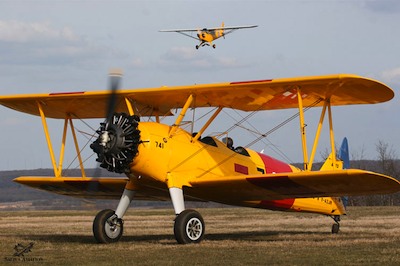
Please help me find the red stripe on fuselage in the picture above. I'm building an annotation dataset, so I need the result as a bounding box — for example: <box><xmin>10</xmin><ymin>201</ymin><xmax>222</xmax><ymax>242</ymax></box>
<box><xmin>253</xmin><ymin>154</ymin><xmax>296</xmax><ymax>210</ymax></box>
<box><xmin>259</xmin><ymin>199</ymin><xmax>295</xmax><ymax>211</ymax></box>
<box><xmin>257</xmin><ymin>153</ymin><xmax>293</xmax><ymax>174</ymax></box>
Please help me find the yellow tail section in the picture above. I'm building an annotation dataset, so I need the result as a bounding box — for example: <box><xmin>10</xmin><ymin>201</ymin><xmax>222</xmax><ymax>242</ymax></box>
<box><xmin>320</xmin><ymin>152</ymin><xmax>343</xmax><ymax>171</ymax></box>
<box><xmin>289</xmin><ymin>151</ymin><xmax>347</xmax><ymax>215</ymax></box>
<box><xmin>215</xmin><ymin>22</ymin><xmax>225</xmax><ymax>38</ymax></box>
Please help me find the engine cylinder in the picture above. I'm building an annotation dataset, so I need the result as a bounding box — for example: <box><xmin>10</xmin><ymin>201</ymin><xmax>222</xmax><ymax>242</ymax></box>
<box><xmin>91</xmin><ymin>113</ymin><xmax>141</xmax><ymax>173</ymax></box>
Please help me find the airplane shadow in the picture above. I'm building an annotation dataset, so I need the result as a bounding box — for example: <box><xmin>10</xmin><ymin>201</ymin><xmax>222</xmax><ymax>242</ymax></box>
<box><xmin>20</xmin><ymin>230</ymin><xmax>330</xmax><ymax>245</ymax></box>
<box><xmin>206</xmin><ymin>230</ymin><xmax>331</xmax><ymax>242</ymax></box>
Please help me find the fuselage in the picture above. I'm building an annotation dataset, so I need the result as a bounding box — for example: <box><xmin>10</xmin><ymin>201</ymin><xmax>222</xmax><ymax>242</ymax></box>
<box><xmin>197</xmin><ymin>29</ymin><xmax>224</xmax><ymax>43</ymax></box>
<box><xmin>129</xmin><ymin>122</ymin><xmax>346</xmax><ymax>216</ymax></box>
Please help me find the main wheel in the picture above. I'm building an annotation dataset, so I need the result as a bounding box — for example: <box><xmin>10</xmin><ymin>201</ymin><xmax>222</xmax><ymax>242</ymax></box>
<box><xmin>332</xmin><ymin>223</ymin><xmax>340</xmax><ymax>234</ymax></box>
<box><xmin>174</xmin><ymin>209</ymin><xmax>205</xmax><ymax>244</ymax></box>
<box><xmin>93</xmin><ymin>209</ymin><xmax>123</xmax><ymax>243</ymax></box>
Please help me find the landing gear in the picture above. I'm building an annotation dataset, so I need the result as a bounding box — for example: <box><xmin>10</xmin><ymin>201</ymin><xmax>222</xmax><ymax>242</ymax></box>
<box><xmin>331</xmin><ymin>215</ymin><xmax>340</xmax><ymax>234</ymax></box>
<box><xmin>93</xmin><ymin>186</ymin><xmax>135</xmax><ymax>243</ymax></box>
<box><xmin>195</xmin><ymin>45</ymin><xmax>199</xmax><ymax>49</ymax></box>
<box><xmin>174</xmin><ymin>209</ymin><xmax>205</xmax><ymax>244</ymax></box>
<box><xmin>169</xmin><ymin>187</ymin><xmax>205</xmax><ymax>244</ymax></box>
<box><xmin>93</xmin><ymin>209</ymin><xmax>123</xmax><ymax>243</ymax></box>
<box><xmin>212</xmin><ymin>44</ymin><xmax>216</xmax><ymax>49</ymax></box>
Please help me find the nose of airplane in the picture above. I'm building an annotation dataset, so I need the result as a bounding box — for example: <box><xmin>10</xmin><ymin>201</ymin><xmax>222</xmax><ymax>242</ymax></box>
<box><xmin>91</xmin><ymin>113</ymin><xmax>141</xmax><ymax>173</ymax></box>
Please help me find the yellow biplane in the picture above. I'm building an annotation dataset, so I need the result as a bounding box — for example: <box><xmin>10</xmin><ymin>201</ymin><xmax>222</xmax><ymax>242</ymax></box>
<box><xmin>0</xmin><ymin>73</ymin><xmax>399</xmax><ymax>244</ymax></box>
<box><xmin>160</xmin><ymin>22</ymin><xmax>258</xmax><ymax>49</ymax></box>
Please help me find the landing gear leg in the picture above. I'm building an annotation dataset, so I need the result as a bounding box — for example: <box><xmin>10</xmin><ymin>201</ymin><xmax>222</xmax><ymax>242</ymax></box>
<box><xmin>331</xmin><ymin>215</ymin><xmax>340</xmax><ymax>234</ymax></box>
<box><xmin>169</xmin><ymin>187</ymin><xmax>185</xmax><ymax>215</ymax></box>
<box><xmin>93</xmin><ymin>188</ymin><xmax>135</xmax><ymax>243</ymax></box>
<box><xmin>169</xmin><ymin>187</ymin><xmax>205</xmax><ymax>244</ymax></box>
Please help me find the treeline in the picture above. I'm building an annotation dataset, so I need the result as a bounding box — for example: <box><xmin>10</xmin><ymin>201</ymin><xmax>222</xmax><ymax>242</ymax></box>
<box><xmin>0</xmin><ymin>139</ymin><xmax>399</xmax><ymax>209</ymax></box>
<box><xmin>342</xmin><ymin>140</ymin><xmax>400</xmax><ymax>206</ymax></box>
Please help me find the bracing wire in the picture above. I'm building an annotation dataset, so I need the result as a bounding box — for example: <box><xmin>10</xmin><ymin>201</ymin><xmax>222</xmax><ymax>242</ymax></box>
<box><xmin>196</xmin><ymin>98</ymin><xmax>322</xmax><ymax>178</ymax></box>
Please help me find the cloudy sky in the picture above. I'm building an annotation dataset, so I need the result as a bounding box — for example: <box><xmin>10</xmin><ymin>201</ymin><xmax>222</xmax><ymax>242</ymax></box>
<box><xmin>0</xmin><ymin>0</ymin><xmax>399</xmax><ymax>171</ymax></box>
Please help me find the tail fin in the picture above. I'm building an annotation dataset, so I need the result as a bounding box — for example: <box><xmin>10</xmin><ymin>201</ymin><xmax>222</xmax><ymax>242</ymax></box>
<box><xmin>320</xmin><ymin>137</ymin><xmax>349</xmax><ymax>171</ymax></box>
<box><xmin>221</xmin><ymin>22</ymin><xmax>225</xmax><ymax>38</ymax></box>
<box><xmin>338</xmin><ymin>137</ymin><xmax>349</xmax><ymax>208</ymax></box>
<box><xmin>338</xmin><ymin>137</ymin><xmax>350</xmax><ymax>169</ymax></box>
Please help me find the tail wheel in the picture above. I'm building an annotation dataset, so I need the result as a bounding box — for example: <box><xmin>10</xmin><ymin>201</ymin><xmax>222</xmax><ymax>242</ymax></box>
<box><xmin>332</xmin><ymin>223</ymin><xmax>340</xmax><ymax>234</ymax></box>
<box><xmin>93</xmin><ymin>209</ymin><xmax>124</xmax><ymax>243</ymax></box>
<box><xmin>331</xmin><ymin>215</ymin><xmax>340</xmax><ymax>234</ymax></box>
<box><xmin>174</xmin><ymin>209</ymin><xmax>205</xmax><ymax>244</ymax></box>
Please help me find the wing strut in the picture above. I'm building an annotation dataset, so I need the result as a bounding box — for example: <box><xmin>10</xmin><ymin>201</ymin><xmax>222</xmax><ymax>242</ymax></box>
<box><xmin>124</xmin><ymin>97</ymin><xmax>135</xmax><ymax>116</ymax></box>
<box><xmin>192</xmin><ymin>106</ymin><xmax>223</xmax><ymax>142</ymax></box>
<box><xmin>69</xmin><ymin>118</ymin><xmax>86</xmax><ymax>178</ymax></box>
<box><xmin>327</xmin><ymin>101</ymin><xmax>337</xmax><ymax>167</ymax></box>
<box><xmin>297</xmin><ymin>88</ymin><xmax>309</xmax><ymax>170</ymax></box>
<box><xmin>309</xmin><ymin>101</ymin><xmax>328</xmax><ymax>170</ymax></box>
<box><xmin>297</xmin><ymin>95</ymin><xmax>337</xmax><ymax>171</ymax></box>
<box><xmin>38</xmin><ymin>102</ymin><xmax>87</xmax><ymax>178</ymax></box>
<box><xmin>38</xmin><ymin>102</ymin><xmax>59</xmax><ymax>177</ymax></box>
<box><xmin>169</xmin><ymin>94</ymin><xmax>194</xmax><ymax>137</ymax></box>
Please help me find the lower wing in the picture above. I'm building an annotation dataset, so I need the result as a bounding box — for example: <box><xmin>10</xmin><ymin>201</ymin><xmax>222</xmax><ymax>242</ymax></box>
<box><xmin>187</xmin><ymin>169</ymin><xmax>400</xmax><ymax>202</ymax></box>
<box><xmin>13</xmin><ymin>169</ymin><xmax>400</xmax><ymax>202</ymax></box>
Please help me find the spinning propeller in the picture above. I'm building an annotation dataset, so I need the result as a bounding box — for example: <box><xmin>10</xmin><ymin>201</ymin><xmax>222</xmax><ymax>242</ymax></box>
<box><xmin>90</xmin><ymin>70</ymin><xmax>141</xmax><ymax>174</ymax></box>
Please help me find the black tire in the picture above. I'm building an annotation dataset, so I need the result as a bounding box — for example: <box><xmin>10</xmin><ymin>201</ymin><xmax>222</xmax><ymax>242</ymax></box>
<box><xmin>174</xmin><ymin>209</ymin><xmax>205</xmax><ymax>244</ymax></box>
<box><xmin>332</xmin><ymin>223</ymin><xmax>340</xmax><ymax>234</ymax></box>
<box><xmin>93</xmin><ymin>209</ymin><xmax>123</xmax><ymax>243</ymax></box>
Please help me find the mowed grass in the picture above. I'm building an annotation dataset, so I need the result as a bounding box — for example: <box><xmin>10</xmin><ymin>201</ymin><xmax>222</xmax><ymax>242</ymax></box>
<box><xmin>1</xmin><ymin>207</ymin><xmax>400</xmax><ymax>265</ymax></box>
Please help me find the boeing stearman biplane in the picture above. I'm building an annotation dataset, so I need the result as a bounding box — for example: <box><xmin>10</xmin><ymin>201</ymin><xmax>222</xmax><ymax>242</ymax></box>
<box><xmin>0</xmin><ymin>73</ymin><xmax>399</xmax><ymax>244</ymax></box>
<box><xmin>159</xmin><ymin>22</ymin><xmax>258</xmax><ymax>49</ymax></box>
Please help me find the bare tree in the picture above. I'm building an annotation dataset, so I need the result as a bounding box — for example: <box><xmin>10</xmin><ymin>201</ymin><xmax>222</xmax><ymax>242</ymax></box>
<box><xmin>351</xmin><ymin>144</ymin><xmax>367</xmax><ymax>169</ymax></box>
<box><xmin>374</xmin><ymin>140</ymin><xmax>399</xmax><ymax>206</ymax></box>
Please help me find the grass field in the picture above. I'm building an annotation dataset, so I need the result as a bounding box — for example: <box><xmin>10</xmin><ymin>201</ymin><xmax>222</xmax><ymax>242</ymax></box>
<box><xmin>1</xmin><ymin>206</ymin><xmax>399</xmax><ymax>265</ymax></box>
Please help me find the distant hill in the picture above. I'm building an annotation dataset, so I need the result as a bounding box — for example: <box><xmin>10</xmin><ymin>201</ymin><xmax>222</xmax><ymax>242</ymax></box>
<box><xmin>0</xmin><ymin>160</ymin><xmax>399</xmax><ymax>210</ymax></box>
<box><xmin>0</xmin><ymin>169</ymin><xmax>126</xmax><ymax>210</ymax></box>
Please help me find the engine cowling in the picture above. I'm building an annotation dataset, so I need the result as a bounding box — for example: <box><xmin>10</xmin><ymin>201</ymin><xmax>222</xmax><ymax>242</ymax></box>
<box><xmin>91</xmin><ymin>113</ymin><xmax>141</xmax><ymax>173</ymax></box>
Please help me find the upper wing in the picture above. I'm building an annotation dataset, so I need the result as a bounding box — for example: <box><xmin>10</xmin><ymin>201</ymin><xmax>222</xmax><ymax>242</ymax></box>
<box><xmin>207</xmin><ymin>25</ymin><xmax>258</xmax><ymax>31</ymax></box>
<box><xmin>159</xmin><ymin>25</ymin><xmax>257</xmax><ymax>32</ymax></box>
<box><xmin>187</xmin><ymin>169</ymin><xmax>400</xmax><ymax>201</ymax></box>
<box><xmin>159</xmin><ymin>29</ymin><xmax>199</xmax><ymax>32</ymax></box>
<box><xmin>0</xmin><ymin>74</ymin><xmax>394</xmax><ymax>119</ymax></box>
<box><xmin>159</xmin><ymin>25</ymin><xmax>258</xmax><ymax>32</ymax></box>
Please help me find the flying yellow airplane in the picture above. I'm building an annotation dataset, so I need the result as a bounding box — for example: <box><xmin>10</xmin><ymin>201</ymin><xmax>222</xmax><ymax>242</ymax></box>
<box><xmin>160</xmin><ymin>22</ymin><xmax>258</xmax><ymax>49</ymax></box>
<box><xmin>0</xmin><ymin>73</ymin><xmax>399</xmax><ymax>244</ymax></box>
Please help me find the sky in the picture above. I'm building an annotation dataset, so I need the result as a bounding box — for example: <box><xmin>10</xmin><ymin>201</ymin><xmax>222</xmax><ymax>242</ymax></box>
<box><xmin>0</xmin><ymin>0</ymin><xmax>399</xmax><ymax>171</ymax></box>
